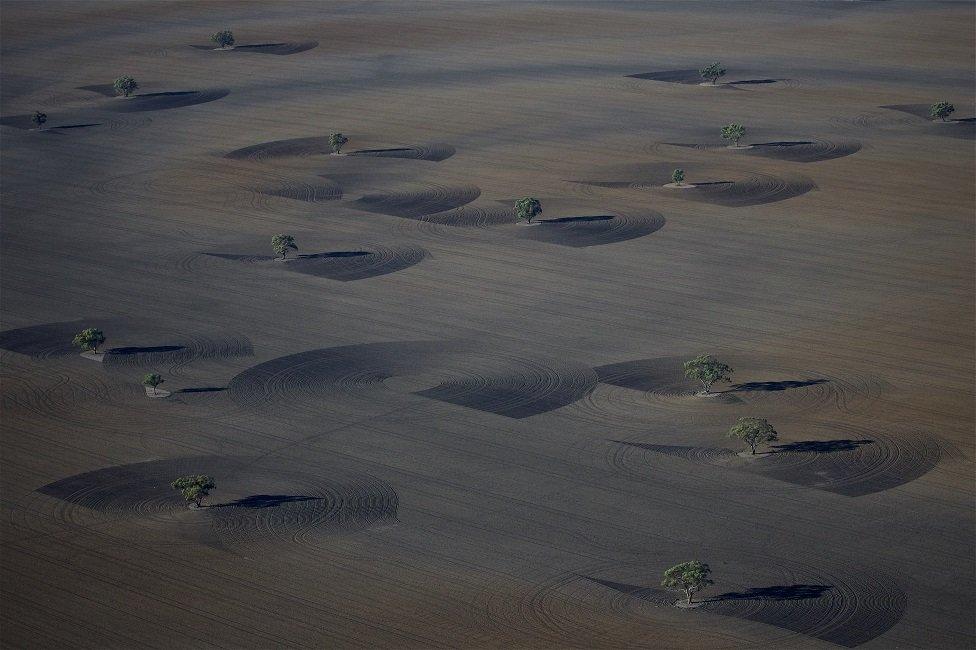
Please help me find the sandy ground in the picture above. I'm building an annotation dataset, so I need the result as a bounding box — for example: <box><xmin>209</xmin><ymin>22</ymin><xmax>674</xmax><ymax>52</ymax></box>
<box><xmin>1</xmin><ymin>1</ymin><xmax>974</xmax><ymax>647</ymax></box>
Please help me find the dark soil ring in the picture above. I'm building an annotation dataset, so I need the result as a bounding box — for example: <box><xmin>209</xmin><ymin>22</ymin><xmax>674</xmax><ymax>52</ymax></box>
<box><xmin>189</xmin><ymin>41</ymin><xmax>318</xmax><ymax>55</ymax></box>
<box><xmin>351</xmin><ymin>184</ymin><xmax>482</xmax><ymax>220</ymax></box>
<box><xmin>346</xmin><ymin>143</ymin><xmax>456</xmax><ymax>162</ymax></box>
<box><xmin>519</xmin><ymin>211</ymin><xmax>665</xmax><ymax>248</ymax></box>
<box><xmin>35</xmin><ymin>456</ymin><xmax>398</xmax><ymax>546</ymax></box>
<box><xmin>102</xmin><ymin>89</ymin><xmax>229</xmax><ymax>112</ymax></box>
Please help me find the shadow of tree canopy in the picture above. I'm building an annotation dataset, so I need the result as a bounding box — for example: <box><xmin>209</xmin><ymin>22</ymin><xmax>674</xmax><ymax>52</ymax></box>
<box><xmin>213</xmin><ymin>494</ymin><xmax>323</xmax><ymax>509</ymax></box>
<box><xmin>772</xmin><ymin>440</ymin><xmax>874</xmax><ymax>454</ymax></box>
<box><xmin>106</xmin><ymin>345</ymin><xmax>184</xmax><ymax>355</ymax></box>
<box><xmin>709</xmin><ymin>584</ymin><xmax>832</xmax><ymax>602</ymax></box>
<box><xmin>729</xmin><ymin>379</ymin><xmax>828</xmax><ymax>392</ymax></box>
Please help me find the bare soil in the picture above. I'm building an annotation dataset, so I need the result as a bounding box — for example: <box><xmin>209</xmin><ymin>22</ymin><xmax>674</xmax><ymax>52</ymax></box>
<box><xmin>1</xmin><ymin>1</ymin><xmax>973</xmax><ymax>648</ymax></box>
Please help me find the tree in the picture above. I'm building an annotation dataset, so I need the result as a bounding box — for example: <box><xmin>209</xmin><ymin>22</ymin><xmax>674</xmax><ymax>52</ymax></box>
<box><xmin>171</xmin><ymin>475</ymin><xmax>215</xmax><ymax>508</ymax></box>
<box><xmin>721</xmin><ymin>123</ymin><xmax>745</xmax><ymax>147</ymax></box>
<box><xmin>143</xmin><ymin>373</ymin><xmax>164</xmax><ymax>395</ymax></box>
<box><xmin>329</xmin><ymin>132</ymin><xmax>349</xmax><ymax>154</ymax></box>
<box><xmin>271</xmin><ymin>234</ymin><xmax>298</xmax><ymax>259</ymax></box>
<box><xmin>671</xmin><ymin>168</ymin><xmax>685</xmax><ymax>185</ymax></box>
<box><xmin>72</xmin><ymin>328</ymin><xmax>106</xmax><ymax>354</ymax></box>
<box><xmin>699</xmin><ymin>62</ymin><xmax>726</xmax><ymax>85</ymax></box>
<box><xmin>683</xmin><ymin>354</ymin><xmax>733</xmax><ymax>394</ymax></box>
<box><xmin>31</xmin><ymin>111</ymin><xmax>47</xmax><ymax>129</ymax></box>
<box><xmin>728</xmin><ymin>416</ymin><xmax>778</xmax><ymax>455</ymax></box>
<box><xmin>515</xmin><ymin>197</ymin><xmax>543</xmax><ymax>223</ymax></box>
<box><xmin>662</xmin><ymin>561</ymin><xmax>713</xmax><ymax>605</ymax></box>
<box><xmin>113</xmin><ymin>76</ymin><xmax>138</xmax><ymax>98</ymax></box>
<box><xmin>210</xmin><ymin>30</ymin><xmax>235</xmax><ymax>48</ymax></box>
<box><xmin>930</xmin><ymin>101</ymin><xmax>955</xmax><ymax>122</ymax></box>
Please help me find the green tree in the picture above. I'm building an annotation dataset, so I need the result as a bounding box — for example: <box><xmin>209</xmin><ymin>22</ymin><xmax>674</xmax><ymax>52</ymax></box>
<box><xmin>930</xmin><ymin>101</ymin><xmax>955</xmax><ymax>122</ymax></box>
<box><xmin>671</xmin><ymin>168</ymin><xmax>685</xmax><ymax>185</ymax></box>
<box><xmin>72</xmin><ymin>328</ymin><xmax>106</xmax><ymax>354</ymax></box>
<box><xmin>683</xmin><ymin>354</ymin><xmax>733</xmax><ymax>394</ymax></box>
<box><xmin>31</xmin><ymin>111</ymin><xmax>47</xmax><ymax>129</ymax></box>
<box><xmin>329</xmin><ymin>132</ymin><xmax>349</xmax><ymax>154</ymax></box>
<box><xmin>113</xmin><ymin>76</ymin><xmax>138</xmax><ymax>98</ymax></box>
<box><xmin>271</xmin><ymin>234</ymin><xmax>298</xmax><ymax>259</ymax></box>
<box><xmin>728</xmin><ymin>416</ymin><xmax>778</xmax><ymax>454</ymax></box>
<box><xmin>721</xmin><ymin>123</ymin><xmax>745</xmax><ymax>147</ymax></box>
<box><xmin>171</xmin><ymin>475</ymin><xmax>215</xmax><ymax>508</ymax></box>
<box><xmin>515</xmin><ymin>197</ymin><xmax>543</xmax><ymax>223</ymax></box>
<box><xmin>662</xmin><ymin>561</ymin><xmax>713</xmax><ymax>605</ymax></box>
<box><xmin>143</xmin><ymin>373</ymin><xmax>164</xmax><ymax>395</ymax></box>
<box><xmin>211</xmin><ymin>30</ymin><xmax>235</xmax><ymax>48</ymax></box>
<box><xmin>699</xmin><ymin>62</ymin><xmax>726</xmax><ymax>85</ymax></box>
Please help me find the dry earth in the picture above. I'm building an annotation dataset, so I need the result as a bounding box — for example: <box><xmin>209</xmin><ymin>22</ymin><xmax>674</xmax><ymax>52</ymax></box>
<box><xmin>1</xmin><ymin>1</ymin><xmax>974</xmax><ymax>648</ymax></box>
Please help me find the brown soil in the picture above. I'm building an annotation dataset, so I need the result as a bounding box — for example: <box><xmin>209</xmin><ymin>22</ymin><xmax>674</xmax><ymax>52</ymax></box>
<box><xmin>1</xmin><ymin>1</ymin><xmax>972</xmax><ymax>648</ymax></box>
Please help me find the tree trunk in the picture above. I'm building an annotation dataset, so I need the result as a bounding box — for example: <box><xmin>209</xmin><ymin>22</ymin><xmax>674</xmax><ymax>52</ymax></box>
<box><xmin>686</xmin><ymin>589</ymin><xmax>693</xmax><ymax>604</ymax></box>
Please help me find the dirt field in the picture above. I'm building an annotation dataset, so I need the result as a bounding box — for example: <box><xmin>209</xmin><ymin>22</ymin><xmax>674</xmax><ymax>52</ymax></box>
<box><xmin>1</xmin><ymin>1</ymin><xmax>973</xmax><ymax>647</ymax></box>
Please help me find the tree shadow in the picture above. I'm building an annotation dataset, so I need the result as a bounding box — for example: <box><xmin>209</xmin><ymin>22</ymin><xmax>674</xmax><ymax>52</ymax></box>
<box><xmin>213</xmin><ymin>494</ymin><xmax>323</xmax><ymax>509</ymax></box>
<box><xmin>106</xmin><ymin>345</ymin><xmax>184</xmax><ymax>355</ymax></box>
<box><xmin>729</xmin><ymin>378</ymin><xmax>827</xmax><ymax>392</ymax></box>
<box><xmin>709</xmin><ymin>584</ymin><xmax>831</xmax><ymax>602</ymax></box>
<box><xmin>772</xmin><ymin>439</ymin><xmax>874</xmax><ymax>454</ymax></box>
<box><xmin>728</xmin><ymin>79</ymin><xmax>781</xmax><ymax>85</ymax></box>
<box><xmin>176</xmin><ymin>386</ymin><xmax>227</xmax><ymax>394</ymax></box>
<box><xmin>752</xmin><ymin>141</ymin><xmax>816</xmax><ymax>147</ymax></box>
<box><xmin>539</xmin><ymin>215</ymin><xmax>615</xmax><ymax>224</ymax></box>
<box><xmin>296</xmin><ymin>251</ymin><xmax>370</xmax><ymax>260</ymax></box>
<box><xmin>136</xmin><ymin>91</ymin><xmax>198</xmax><ymax>98</ymax></box>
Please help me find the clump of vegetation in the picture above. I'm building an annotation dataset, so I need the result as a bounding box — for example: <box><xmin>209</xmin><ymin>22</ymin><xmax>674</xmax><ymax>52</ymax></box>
<box><xmin>271</xmin><ymin>234</ymin><xmax>298</xmax><ymax>259</ymax></box>
<box><xmin>699</xmin><ymin>62</ymin><xmax>726</xmax><ymax>85</ymax></box>
<box><xmin>72</xmin><ymin>328</ymin><xmax>106</xmax><ymax>354</ymax></box>
<box><xmin>721</xmin><ymin>123</ymin><xmax>745</xmax><ymax>147</ymax></box>
<box><xmin>210</xmin><ymin>30</ymin><xmax>235</xmax><ymax>48</ymax></box>
<box><xmin>662</xmin><ymin>561</ymin><xmax>713</xmax><ymax>605</ymax></box>
<box><xmin>329</xmin><ymin>132</ymin><xmax>349</xmax><ymax>154</ymax></box>
<box><xmin>671</xmin><ymin>168</ymin><xmax>685</xmax><ymax>185</ymax></box>
<box><xmin>171</xmin><ymin>475</ymin><xmax>215</xmax><ymax>508</ymax></box>
<box><xmin>728</xmin><ymin>416</ymin><xmax>778</xmax><ymax>455</ymax></box>
<box><xmin>930</xmin><ymin>100</ymin><xmax>955</xmax><ymax>122</ymax></box>
<box><xmin>683</xmin><ymin>354</ymin><xmax>733</xmax><ymax>395</ymax></box>
<box><xmin>113</xmin><ymin>76</ymin><xmax>138</xmax><ymax>98</ymax></box>
<box><xmin>143</xmin><ymin>373</ymin><xmax>165</xmax><ymax>395</ymax></box>
<box><xmin>515</xmin><ymin>197</ymin><xmax>543</xmax><ymax>223</ymax></box>
<box><xmin>31</xmin><ymin>111</ymin><xmax>47</xmax><ymax>129</ymax></box>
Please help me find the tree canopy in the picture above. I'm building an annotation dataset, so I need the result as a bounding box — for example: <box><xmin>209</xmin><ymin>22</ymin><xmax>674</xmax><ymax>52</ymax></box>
<box><xmin>329</xmin><ymin>132</ymin><xmax>349</xmax><ymax>154</ymax></box>
<box><xmin>72</xmin><ymin>328</ymin><xmax>106</xmax><ymax>354</ymax></box>
<box><xmin>699</xmin><ymin>62</ymin><xmax>726</xmax><ymax>84</ymax></box>
<box><xmin>143</xmin><ymin>373</ymin><xmax>164</xmax><ymax>394</ymax></box>
<box><xmin>683</xmin><ymin>355</ymin><xmax>733</xmax><ymax>394</ymax></box>
<box><xmin>271</xmin><ymin>234</ymin><xmax>298</xmax><ymax>259</ymax></box>
<box><xmin>113</xmin><ymin>76</ymin><xmax>138</xmax><ymax>98</ymax></box>
<box><xmin>211</xmin><ymin>30</ymin><xmax>235</xmax><ymax>48</ymax></box>
<box><xmin>171</xmin><ymin>475</ymin><xmax>215</xmax><ymax>507</ymax></box>
<box><xmin>671</xmin><ymin>168</ymin><xmax>685</xmax><ymax>185</ymax></box>
<box><xmin>930</xmin><ymin>101</ymin><xmax>955</xmax><ymax>121</ymax></box>
<box><xmin>662</xmin><ymin>561</ymin><xmax>713</xmax><ymax>605</ymax></box>
<box><xmin>728</xmin><ymin>416</ymin><xmax>778</xmax><ymax>454</ymax></box>
<box><xmin>721</xmin><ymin>123</ymin><xmax>745</xmax><ymax>146</ymax></box>
<box><xmin>515</xmin><ymin>197</ymin><xmax>543</xmax><ymax>223</ymax></box>
<box><xmin>31</xmin><ymin>111</ymin><xmax>47</xmax><ymax>129</ymax></box>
